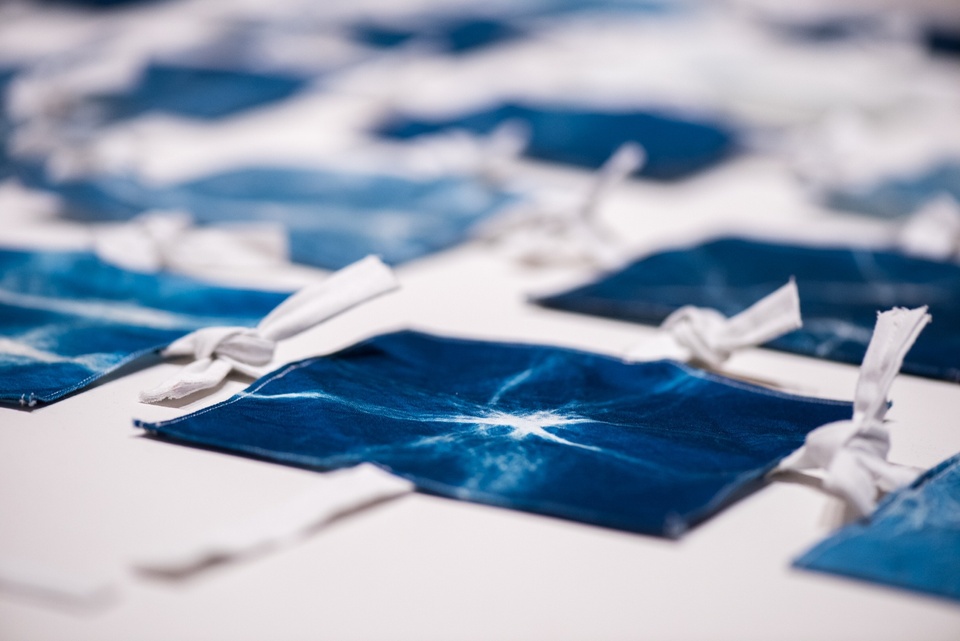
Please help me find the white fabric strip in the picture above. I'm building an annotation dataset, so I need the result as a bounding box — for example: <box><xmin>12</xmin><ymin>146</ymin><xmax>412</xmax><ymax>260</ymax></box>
<box><xmin>134</xmin><ymin>464</ymin><xmax>413</xmax><ymax>578</ymax></box>
<box><xmin>896</xmin><ymin>194</ymin><xmax>960</xmax><ymax>261</ymax></box>
<box><xmin>0</xmin><ymin>556</ymin><xmax>115</xmax><ymax>607</ymax></box>
<box><xmin>400</xmin><ymin>119</ymin><xmax>529</xmax><ymax>183</ymax></box>
<box><xmin>139</xmin><ymin>255</ymin><xmax>399</xmax><ymax>403</ymax></box>
<box><xmin>773</xmin><ymin>306</ymin><xmax>931</xmax><ymax>517</ymax></box>
<box><xmin>476</xmin><ymin>142</ymin><xmax>644</xmax><ymax>268</ymax></box>
<box><xmin>94</xmin><ymin>210</ymin><xmax>290</xmax><ymax>274</ymax></box>
<box><xmin>625</xmin><ymin>279</ymin><xmax>802</xmax><ymax>369</ymax></box>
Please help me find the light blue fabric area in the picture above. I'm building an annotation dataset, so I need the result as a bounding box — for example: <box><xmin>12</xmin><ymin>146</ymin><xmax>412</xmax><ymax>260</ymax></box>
<box><xmin>537</xmin><ymin>238</ymin><xmax>960</xmax><ymax>382</ymax></box>
<box><xmin>825</xmin><ymin>161</ymin><xmax>960</xmax><ymax>218</ymax></box>
<box><xmin>26</xmin><ymin>168</ymin><xmax>517</xmax><ymax>270</ymax></box>
<box><xmin>0</xmin><ymin>248</ymin><xmax>288</xmax><ymax>406</ymax></box>
<box><xmin>137</xmin><ymin>330</ymin><xmax>852</xmax><ymax>537</ymax></box>
<box><xmin>795</xmin><ymin>453</ymin><xmax>960</xmax><ymax>603</ymax></box>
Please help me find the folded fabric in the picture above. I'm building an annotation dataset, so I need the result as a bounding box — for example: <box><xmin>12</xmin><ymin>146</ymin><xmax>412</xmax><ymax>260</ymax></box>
<box><xmin>0</xmin><ymin>247</ymin><xmax>287</xmax><ymax>406</ymax></box>
<box><xmin>27</xmin><ymin>167</ymin><xmax>516</xmax><ymax>270</ymax></box>
<box><xmin>794</xmin><ymin>452</ymin><xmax>960</xmax><ymax>603</ymax></box>
<box><xmin>376</xmin><ymin>102</ymin><xmax>737</xmax><ymax>180</ymax></box>
<box><xmin>137</xmin><ymin>330</ymin><xmax>852</xmax><ymax>537</ymax></box>
<box><xmin>825</xmin><ymin>160</ymin><xmax>960</xmax><ymax>219</ymax></box>
<box><xmin>536</xmin><ymin>238</ymin><xmax>960</xmax><ymax>382</ymax></box>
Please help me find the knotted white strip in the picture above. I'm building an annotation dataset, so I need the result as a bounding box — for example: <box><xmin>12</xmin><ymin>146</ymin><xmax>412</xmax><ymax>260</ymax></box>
<box><xmin>94</xmin><ymin>210</ymin><xmax>290</xmax><ymax>274</ymax></box>
<box><xmin>478</xmin><ymin>142</ymin><xmax>645</xmax><ymax>268</ymax></box>
<box><xmin>897</xmin><ymin>194</ymin><xmax>960</xmax><ymax>261</ymax></box>
<box><xmin>139</xmin><ymin>255</ymin><xmax>398</xmax><ymax>403</ymax></box>
<box><xmin>134</xmin><ymin>464</ymin><xmax>413</xmax><ymax>578</ymax></box>
<box><xmin>625</xmin><ymin>279</ymin><xmax>802</xmax><ymax>369</ymax></box>
<box><xmin>774</xmin><ymin>306</ymin><xmax>931</xmax><ymax>517</ymax></box>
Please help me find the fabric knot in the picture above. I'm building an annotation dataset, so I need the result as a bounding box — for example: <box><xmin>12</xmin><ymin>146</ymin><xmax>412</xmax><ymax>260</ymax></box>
<box><xmin>774</xmin><ymin>306</ymin><xmax>931</xmax><ymax>517</ymax></box>
<box><xmin>648</xmin><ymin>278</ymin><xmax>802</xmax><ymax>369</ymax></box>
<box><xmin>139</xmin><ymin>255</ymin><xmax>399</xmax><ymax>404</ymax></box>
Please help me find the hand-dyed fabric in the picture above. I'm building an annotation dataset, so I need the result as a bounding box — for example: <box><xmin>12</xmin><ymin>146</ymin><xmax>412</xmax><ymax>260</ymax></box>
<box><xmin>30</xmin><ymin>168</ymin><xmax>516</xmax><ymax>270</ymax></box>
<box><xmin>795</xmin><ymin>453</ymin><xmax>960</xmax><ymax>603</ymax></box>
<box><xmin>0</xmin><ymin>248</ymin><xmax>287</xmax><ymax>406</ymax></box>
<box><xmin>137</xmin><ymin>330</ymin><xmax>852</xmax><ymax>536</ymax></box>
<box><xmin>536</xmin><ymin>238</ymin><xmax>960</xmax><ymax>382</ymax></box>
<box><xmin>826</xmin><ymin>161</ymin><xmax>960</xmax><ymax>219</ymax></box>
<box><xmin>351</xmin><ymin>17</ymin><xmax>524</xmax><ymax>54</ymax></box>
<box><xmin>376</xmin><ymin>102</ymin><xmax>738</xmax><ymax>180</ymax></box>
<box><xmin>85</xmin><ymin>63</ymin><xmax>308</xmax><ymax>122</ymax></box>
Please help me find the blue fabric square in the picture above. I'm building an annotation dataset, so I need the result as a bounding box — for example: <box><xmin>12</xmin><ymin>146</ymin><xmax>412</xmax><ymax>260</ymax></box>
<box><xmin>22</xmin><ymin>167</ymin><xmax>516</xmax><ymax>270</ymax></box>
<box><xmin>537</xmin><ymin>238</ymin><xmax>960</xmax><ymax>381</ymax></box>
<box><xmin>137</xmin><ymin>330</ymin><xmax>852</xmax><ymax>536</ymax></box>
<box><xmin>0</xmin><ymin>247</ymin><xmax>288</xmax><ymax>406</ymax></box>
<box><xmin>376</xmin><ymin>102</ymin><xmax>738</xmax><ymax>180</ymax></box>
<box><xmin>795</xmin><ymin>453</ymin><xmax>960</xmax><ymax>603</ymax></box>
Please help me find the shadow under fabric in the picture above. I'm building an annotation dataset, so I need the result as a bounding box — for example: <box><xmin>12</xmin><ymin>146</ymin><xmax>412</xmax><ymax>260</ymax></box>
<box><xmin>795</xmin><ymin>452</ymin><xmax>960</xmax><ymax>603</ymax></box>
<box><xmin>137</xmin><ymin>330</ymin><xmax>851</xmax><ymax>537</ymax></box>
<box><xmin>536</xmin><ymin>237</ymin><xmax>960</xmax><ymax>382</ymax></box>
<box><xmin>28</xmin><ymin>168</ymin><xmax>516</xmax><ymax>270</ymax></box>
<box><xmin>376</xmin><ymin>102</ymin><xmax>738</xmax><ymax>180</ymax></box>
<box><xmin>0</xmin><ymin>247</ymin><xmax>287</xmax><ymax>406</ymax></box>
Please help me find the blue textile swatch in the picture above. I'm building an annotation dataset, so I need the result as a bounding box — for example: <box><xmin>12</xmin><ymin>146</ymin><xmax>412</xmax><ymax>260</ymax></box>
<box><xmin>826</xmin><ymin>161</ymin><xmax>960</xmax><ymax>218</ymax></box>
<box><xmin>795</xmin><ymin>453</ymin><xmax>960</xmax><ymax>603</ymax></box>
<box><xmin>536</xmin><ymin>238</ymin><xmax>960</xmax><ymax>382</ymax></box>
<box><xmin>0</xmin><ymin>247</ymin><xmax>287</xmax><ymax>406</ymax></box>
<box><xmin>351</xmin><ymin>17</ymin><xmax>524</xmax><ymax>54</ymax></box>
<box><xmin>27</xmin><ymin>167</ymin><xmax>516</xmax><ymax>270</ymax></box>
<box><xmin>137</xmin><ymin>330</ymin><xmax>852</xmax><ymax>536</ymax></box>
<box><xmin>377</xmin><ymin>102</ymin><xmax>738</xmax><ymax>180</ymax></box>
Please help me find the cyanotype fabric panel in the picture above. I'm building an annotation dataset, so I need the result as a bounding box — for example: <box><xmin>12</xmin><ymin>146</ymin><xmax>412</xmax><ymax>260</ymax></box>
<box><xmin>138</xmin><ymin>330</ymin><xmax>852</xmax><ymax>536</ymax></box>
<box><xmin>826</xmin><ymin>161</ymin><xmax>960</xmax><ymax>218</ymax></box>
<box><xmin>0</xmin><ymin>248</ymin><xmax>287</xmax><ymax>406</ymax></box>
<box><xmin>537</xmin><ymin>238</ymin><xmax>960</xmax><ymax>381</ymax></box>
<box><xmin>377</xmin><ymin>103</ymin><xmax>738</xmax><ymax>180</ymax></box>
<box><xmin>795</xmin><ymin>453</ymin><xmax>960</xmax><ymax>603</ymax></box>
<box><xmin>33</xmin><ymin>168</ymin><xmax>515</xmax><ymax>270</ymax></box>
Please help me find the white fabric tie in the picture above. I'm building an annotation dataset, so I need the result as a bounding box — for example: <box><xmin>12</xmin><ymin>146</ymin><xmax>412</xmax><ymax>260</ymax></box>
<box><xmin>94</xmin><ymin>210</ymin><xmax>290</xmax><ymax>274</ymax></box>
<box><xmin>897</xmin><ymin>194</ymin><xmax>960</xmax><ymax>262</ymax></box>
<box><xmin>134</xmin><ymin>464</ymin><xmax>413</xmax><ymax>578</ymax></box>
<box><xmin>478</xmin><ymin>142</ymin><xmax>644</xmax><ymax>268</ymax></box>
<box><xmin>626</xmin><ymin>279</ymin><xmax>802</xmax><ymax>369</ymax></box>
<box><xmin>139</xmin><ymin>255</ymin><xmax>399</xmax><ymax>403</ymax></box>
<box><xmin>774</xmin><ymin>306</ymin><xmax>931</xmax><ymax>517</ymax></box>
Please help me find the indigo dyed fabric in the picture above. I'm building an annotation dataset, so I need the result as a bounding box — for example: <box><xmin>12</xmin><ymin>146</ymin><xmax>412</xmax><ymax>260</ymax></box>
<box><xmin>826</xmin><ymin>161</ymin><xmax>960</xmax><ymax>218</ymax></box>
<box><xmin>537</xmin><ymin>238</ymin><xmax>960</xmax><ymax>381</ymax></box>
<box><xmin>0</xmin><ymin>248</ymin><xmax>287</xmax><ymax>406</ymax></box>
<box><xmin>351</xmin><ymin>17</ymin><xmax>523</xmax><ymax>54</ymax></box>
<box><xmin>138</xmin><ymin>330</ymin><xmax>852</xmax><ymax>536</ymax></box>
<box><xmin>33</xmin><ymin>168</ymin><xmax>516</xmax><ymax>270</ymax></box>
<box><xmin>377</xmin><ymin>102</ymin><xmax>738</xmax><ymax>180</ymax></box>
<box><xmin>83</xmin><ymin>63</ymin><xmax>308</xmax><ymax>122</ymax></box>
<box><xmin>795</xmin><ymin>453</ymin><xmax>960</xmax><ymax>603</ymax></box>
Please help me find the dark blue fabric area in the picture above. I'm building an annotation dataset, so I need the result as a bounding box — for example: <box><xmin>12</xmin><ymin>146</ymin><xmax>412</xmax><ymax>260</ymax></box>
<box><xmin>825</xmin><ymin>161</ymin><xmax>960</xmax><ymax>218</ymax></box>
<box><xmin>377</xmin><ymin>103</ymin><xmax>738</xmax><ymax>180</ymax></box>
<box><xmin>24</xmin><ymin>167</ymin><xmax>515</xmax><ymax>270</ymax></box>
<box><xmin>0</xmin><ymin>248</ymin><xmax>288</xmax><ymax>406</ymax></box>
<box><xmin>351</xmin><ymin>17</ymin><xmax>524</xmax><ymax>54</ymax></box>
<box><xmin>138</xmin><ymin>330</ymin><xmax>852</xmax><ymax>536</ymax></box>
<box><xmin>536</xmin><ymin>238</ymin><xmax>960</xmax><ymax>382</ymax></box>
<box><xmin>795</xmin><ymin>453</ymin><xmax>960</xmax><ymax>603</ymax></box>
<box><xmin>88</xmin><ymin>63</ymin><xmax>308</xmax><ymax>121</ymax></box>
<box><xmin>925</xmin><ymin>26</ymin><xmax>960</xmax><ymax>57</ymax></box>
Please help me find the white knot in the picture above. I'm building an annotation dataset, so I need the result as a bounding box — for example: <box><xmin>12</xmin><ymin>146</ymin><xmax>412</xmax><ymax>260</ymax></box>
<box><xmin>627</xmin><ymin>278</ymin><xmax>802</xmax><ymax>369</ymax></box>
<box><xmin>897</xmin><ymin>194</ymin><xmax>960</xmax><ymax>262</ymax></box>
<box><xmin>478</xmin><ymin>142</ymin><xmax>645</xmax><ymax>268</ymax></box>
<box><xmin>139</xmin><ymin>255</ymin><xmax>399</xmax><ymax>403</ymax></box>
<box><xmin>774</xmin><ymin>306</ymin><xmax>931</xmax><ymax>517</ymax></box>
<box><xmin>94</xmin><ymin>210</ymin><xmax>289</xmax><ymax>274</ymax></box>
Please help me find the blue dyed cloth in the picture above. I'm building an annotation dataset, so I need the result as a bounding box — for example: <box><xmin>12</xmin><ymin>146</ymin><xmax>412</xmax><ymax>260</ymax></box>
<box><xmin>0</xmin><ymin>248</ymin><xmax>287</xmax><ymax>406</ymax></box>
<box><xmin>137</xmin><ymin>330</ymin><xmax>852</xmax><ymax>536</ymax></box>
<box><xmin>826</xmin><ymin>161</ymin><xmax>960</xmax><ymax>218</ymax></box>
<box><xmin>537</xmin><ymin>238</ymin><xmax>960</xmax><ymax>382</ymax></box>
<box><xmin>351</xmin><ymin>17</ymin><xmax>524</xmax><ymax>54</ymax></box>
<box><xmin>795</xmin><ymin>453</ymin><xmax>960</xmax><ymax>603</ymax></box>
<box><xmin>28</xmin><ymin>168</ymin><xmax>516</xmax><ymax>270</ymax></box>
<box><xmin>377</xmin><ymin>102</ymin><xmax>738</xmax><ymax>180</ymax></box>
